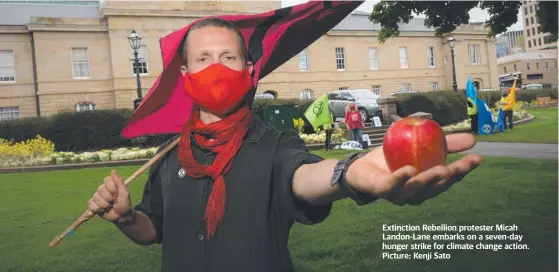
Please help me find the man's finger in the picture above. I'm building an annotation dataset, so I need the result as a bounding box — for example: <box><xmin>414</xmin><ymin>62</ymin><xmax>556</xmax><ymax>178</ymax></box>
<box><xmin>104</xmin><ymin>176</ymin><xmax>119</xmax><ymax>197</ymax></box>
<box><xmin>423</xmin><ymin>154</ymin><xmax>483</xmax><ymax>199</ymax></box>
<box><xmin>373</xmin><ymin>165</ymin><xmax>416</xmax><ymax>201</ymax></box>
<box><xmin>446</xmin><ymin>133</ymin><xmax>476</xmax><ymax>153</ymax></box>
<box><xmin>92</xmin><ymin>192</ymin><xmax>112</xmax><ymax>210</ymax></box>
<box><xmin>111</xmin><ymin>170</ymin><xmax>126</xmax><ymax>189</ymax></box>
<box><xmin>393</xmin><ymin>165</ymin><xmax>451</xmax><ymax>204</ymax></box>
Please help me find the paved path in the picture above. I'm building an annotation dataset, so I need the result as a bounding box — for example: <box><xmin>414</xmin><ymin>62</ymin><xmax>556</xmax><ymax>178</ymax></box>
<box><xmin>462</xmin><ymin>142</ymin><xmax>558</xmax><ymax>160</ymax></box>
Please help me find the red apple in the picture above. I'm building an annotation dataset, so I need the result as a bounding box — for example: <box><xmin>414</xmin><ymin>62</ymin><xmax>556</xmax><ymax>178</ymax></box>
<box><xmin>383</xmin><ymin>117</ymin><xmax>448</xmax><ymax>173</ymax></box>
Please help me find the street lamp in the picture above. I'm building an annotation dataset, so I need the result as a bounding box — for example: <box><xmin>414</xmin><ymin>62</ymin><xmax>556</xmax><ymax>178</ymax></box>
<box><xmin>128</xmin><ymin>30</ymin><xmax>143</xmax><ymax>109</ymax></box>
<box><xmin>448</xmin><ymin>36</ymin><xmax>458</xmax><ymax>92</ymax></box>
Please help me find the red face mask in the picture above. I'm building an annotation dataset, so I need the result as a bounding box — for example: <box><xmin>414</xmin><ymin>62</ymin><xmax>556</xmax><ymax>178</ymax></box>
<box><xmin>183</xmin><ymin>63</ymin><xmax>253</xmax><ymax>115</ymax></box>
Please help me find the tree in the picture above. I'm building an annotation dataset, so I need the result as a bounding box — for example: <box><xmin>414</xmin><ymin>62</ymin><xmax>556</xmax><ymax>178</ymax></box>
<box><xmin>536</xmin><ymin>1</ymin><xmax>558</xmax><ymax>43</ymax></box>
<box><xmin>368</xmin><ymin>1</ymin><xmax>557</xmax><ymax>44</ymax></box>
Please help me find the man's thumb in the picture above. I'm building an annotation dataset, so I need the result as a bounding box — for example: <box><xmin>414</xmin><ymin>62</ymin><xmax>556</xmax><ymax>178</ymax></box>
<box><xmin>110</xmin><ymin>169</ymin><xmax>126</xmax><ymax>189</ymax></box>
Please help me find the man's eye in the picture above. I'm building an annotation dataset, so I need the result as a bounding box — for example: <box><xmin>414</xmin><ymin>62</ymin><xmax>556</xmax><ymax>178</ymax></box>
<box><xmin>197</xmin><ymin>58</ymin><xmax>207</xmax><ymax>62</ymax></box>
<box><xmin>225</xmin><ymin>56</ymin><xmax>236</xmax><ymax>61</ymax></box>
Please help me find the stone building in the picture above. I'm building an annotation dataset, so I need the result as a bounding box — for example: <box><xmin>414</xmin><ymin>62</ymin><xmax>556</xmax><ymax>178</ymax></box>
<box><xmin>497</xmin><ymin>49</ymin><xmax>558</xmax><ymax>89</ymax></box>
<box><xmin>521</xmin><ymin>0</ymin><xmax>557</xmax><ymax>51</ymax></box>
<box><xmin>0</xmin><ymin>1</ymin><xmax>500</xmax><ymax>120</ymax></box>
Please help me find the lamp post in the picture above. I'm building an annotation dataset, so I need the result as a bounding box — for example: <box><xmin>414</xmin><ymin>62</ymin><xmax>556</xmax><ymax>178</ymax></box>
<box><xmin>448</xmin><ymin>36</ymin><xmax>458</xmax><ymax>92</ymax></box>
<box><xmin>128</xmin><ymin>30</ymin><xmax>143</xmax><ymax>109</ymax></box>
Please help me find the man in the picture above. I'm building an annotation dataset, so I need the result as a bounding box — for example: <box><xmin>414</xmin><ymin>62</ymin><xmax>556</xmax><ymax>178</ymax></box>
<box><xmin>467</xmin><ymin>97</ymin><xmax>478</xmax><ymax>134</ymax></box>
<box><xmin>88</xmin><ymin>18</ymin><xmax>482</xmax><ymax>271</ymax></box>
<box><xmin>500</xmin><ymin>89</ymin><xmax>514</xmax><ymax>130</ymax></box>
<box><xmin>323</xmin><ymin>104</ymin><xmax>335</xmax><ymax>151</ymax></box>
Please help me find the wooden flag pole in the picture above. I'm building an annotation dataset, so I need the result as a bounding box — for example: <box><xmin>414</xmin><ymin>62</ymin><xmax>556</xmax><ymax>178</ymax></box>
<box><xmin>49</xmin><ymin>137</ymin><xmax>180</xmax><ymax>248</ymax></box>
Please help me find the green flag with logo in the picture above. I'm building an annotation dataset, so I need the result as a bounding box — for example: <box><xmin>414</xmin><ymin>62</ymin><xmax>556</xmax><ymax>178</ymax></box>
<box><xmin>304</xmin><ymin>94</ymin><xmax>330</xmax><ymax>131</ymax></box>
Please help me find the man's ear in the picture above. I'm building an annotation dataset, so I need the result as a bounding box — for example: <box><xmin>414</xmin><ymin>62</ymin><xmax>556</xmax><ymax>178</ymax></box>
<box><xmin>180</xmin><ymin>65</ymin><xmax>187</xmax><ymax>76</ymax></box>
<box><xmin>246</xmin><ymin>61</ymin><xmax>254</xmax><ymax>74</ymax></box>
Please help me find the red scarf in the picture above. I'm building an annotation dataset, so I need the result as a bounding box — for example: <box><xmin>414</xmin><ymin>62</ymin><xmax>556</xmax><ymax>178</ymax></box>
<box><xmin>178</xmin><ymin>106</ymin><xmax>253</xmax><ymax>239</ymax></box>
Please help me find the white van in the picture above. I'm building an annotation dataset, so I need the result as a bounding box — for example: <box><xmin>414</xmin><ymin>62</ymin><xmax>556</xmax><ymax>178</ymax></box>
<box><xmin>523</xmin><ymin>84</ymin><xmax>543</xmax><ymax>90</ymax></box>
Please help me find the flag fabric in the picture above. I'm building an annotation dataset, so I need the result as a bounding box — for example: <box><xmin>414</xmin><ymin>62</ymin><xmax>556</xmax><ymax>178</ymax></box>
<box><xmin>466</xmin><ymin>77</ymin><xmax>477</xmax><ymax>105</ymax></box>
<box><xmin>121</xmin><ymin>1</ymin><xmax>363</xmax><ymax>139</ymax></box>
<box><xmin>508</xmin><ymin>79</ymin><xmax>517</xmax><ymax>107</ymax></box>
<box><xmin>304</xmin><ymin>94</ymin><xmax>330</xmax><ymax>131</ymax></box>
<box><xmin>476</xmin><ymin>99</ymin><xmax>505</xmax><ymax>135</ymax></box>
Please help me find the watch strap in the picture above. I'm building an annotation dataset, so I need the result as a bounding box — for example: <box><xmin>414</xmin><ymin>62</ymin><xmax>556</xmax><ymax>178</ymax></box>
<box><xmin>332</xmin><ymin>152</ymin><xmax>379</xmax><ymax>206</ymax></box>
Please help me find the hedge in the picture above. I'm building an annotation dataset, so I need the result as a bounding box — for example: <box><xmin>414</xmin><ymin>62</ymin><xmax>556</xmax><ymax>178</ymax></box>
<box><xmin>394</xmin><ymin>88</ymin><xmax>557</xmax><ymax>126</ymax></box>
<box><xmin>2</xmin><ymin>88</ymin><xmax>555</xmax><ymax>152</ymax></box>
<box><xmin>0</xmin><ymin>99</ymin><xmax>317</xmax><ymax>152</ymax></box>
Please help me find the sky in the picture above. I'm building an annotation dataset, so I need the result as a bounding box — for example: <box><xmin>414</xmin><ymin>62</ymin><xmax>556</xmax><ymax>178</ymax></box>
<box><xmin>281</xmin><ymin>0</ymin><xmax>524</xmax><ymax>33</ymax></box>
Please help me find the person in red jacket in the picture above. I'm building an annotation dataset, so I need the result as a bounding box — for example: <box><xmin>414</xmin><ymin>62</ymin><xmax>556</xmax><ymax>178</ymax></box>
<box><xmin>345</xmin><ymin>103</ymin><xmax>364</xmax><ymax>143</ymax></box>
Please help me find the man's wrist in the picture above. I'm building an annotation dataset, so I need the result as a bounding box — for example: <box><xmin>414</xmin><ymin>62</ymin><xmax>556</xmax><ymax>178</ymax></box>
<box><xmin>113</xmin><ymin>209</ymin><xmax>136</xmax><ymax>227</ymax></box>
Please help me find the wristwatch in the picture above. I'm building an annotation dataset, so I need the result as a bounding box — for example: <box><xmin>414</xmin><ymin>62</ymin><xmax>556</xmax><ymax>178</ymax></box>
<box><xmin>331</xmin><ymin>152</ymin><xmax>378</xmax><ymax>205</ymax></box>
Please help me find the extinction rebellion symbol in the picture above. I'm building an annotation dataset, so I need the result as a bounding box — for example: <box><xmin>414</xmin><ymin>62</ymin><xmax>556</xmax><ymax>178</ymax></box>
<box><xmin>482</xmin><ymin>124</ymin><xmax>492</xmax><ymax>134</ymax></box>
<box><xmin>313</xmin><ymin>102</ymin><xmax>324</xmax><ymax>118</ymax></box>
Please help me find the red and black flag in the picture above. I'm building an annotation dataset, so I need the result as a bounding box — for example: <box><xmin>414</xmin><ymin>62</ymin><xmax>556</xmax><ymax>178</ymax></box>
<box><xmin>121</xmin><ymin>1</ymin><xmax>363</xmax><ymax>138</ymax></box>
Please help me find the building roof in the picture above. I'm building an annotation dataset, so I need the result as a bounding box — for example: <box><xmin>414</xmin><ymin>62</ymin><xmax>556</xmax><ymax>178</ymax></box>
<box><xmin>497</xmin><ymin>50</ymin><xmax>558</xmax><ymax>64</ymax></box>
<box><xmin>335</xmin><ymin>11</ymin><xmax>484</xmax><ymax>33</ymax></box>
<box><xmin>335</xmin><ymin>11</ymin><xmax>433</xmax><ymax>32</ymax></box>
<box><xmin>0</xmin><ymin>2</ymin><xmax>101</xmax><ymax>26</ymax></box>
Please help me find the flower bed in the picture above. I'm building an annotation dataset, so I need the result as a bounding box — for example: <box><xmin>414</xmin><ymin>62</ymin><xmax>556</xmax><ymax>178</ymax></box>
<box><xmin>1</xmin><ymin>130</ymin><xmax>348</xmax><ymax>168</ymax></box>
<box><xmin>442</xmin><ymin>105</ymin><xmax>530</xmax><ymax>132</ymax></box>
<box><xmin>299</xmin><ymin>131</ymin><xmax>346</xmax><ymax>145</ymax></box>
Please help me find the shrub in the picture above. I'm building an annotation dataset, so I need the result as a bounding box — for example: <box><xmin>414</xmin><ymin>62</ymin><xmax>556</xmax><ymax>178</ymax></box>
<box><xmin>395</xmin><ymin>91</ymin><xmax>467</xmax><ymax>126</ymax></box>
<box><xmin>395</xmin><ymin>88</ymin><xmax>557</xmax><ymax>126</ymax></box>
<box><xmin>0</xmin><ymin>109</ymin><xmax>174</xmax><ymax>152</ymax></box>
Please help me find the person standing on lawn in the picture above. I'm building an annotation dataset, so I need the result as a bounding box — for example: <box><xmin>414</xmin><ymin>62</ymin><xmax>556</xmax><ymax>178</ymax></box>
<box><xmin>467</xmin><ymin>97</ymin><xmax>478</xmax><ymax>134</ymax></box>
<box><xmin>500</xmin><ymin>89</ymin><xmax>514</xmax><ymax>130</ymax></box>
<box><xmin>323</xmin><ymin>105</ymin><xmax>335</xmax><ymax>151</ymax></box>
<box><xmin>86</xmin><ymin>16</ymin><xmax>482</xmax><ymax>272</ymax></box>
<box><xmin>345</xmin><ymin>103</ymin><xmax>364</xmax><ymax>144</ymax></box>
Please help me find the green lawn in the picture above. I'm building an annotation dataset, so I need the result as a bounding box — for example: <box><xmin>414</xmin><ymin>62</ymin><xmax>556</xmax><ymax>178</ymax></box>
<box><xmin>476</xmin><ymin>107</ymin><xmax>558</xmax><ymax>144</ymax></box>
<box><xmin>0</xmin><ymin>152</ymin><xmax>557</xmax><ymax>272</ymax></box>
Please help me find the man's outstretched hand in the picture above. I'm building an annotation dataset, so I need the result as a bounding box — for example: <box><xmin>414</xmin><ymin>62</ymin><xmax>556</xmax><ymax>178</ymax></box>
<box><xmin>345</xmin><ymin>133</ymin><xmax>483</xmax><ymax>206</ymax></box>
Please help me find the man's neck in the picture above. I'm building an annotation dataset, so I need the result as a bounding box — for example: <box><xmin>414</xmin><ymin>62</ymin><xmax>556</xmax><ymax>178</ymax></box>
<box><xmin>199</xmin><ymin>110</ymin><xmax>224</xmax><ymax>124</ymax></box>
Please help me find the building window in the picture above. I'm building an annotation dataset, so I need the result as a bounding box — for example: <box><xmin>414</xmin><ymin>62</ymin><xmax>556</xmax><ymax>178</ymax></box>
<box><xmin>298</xmin><ymin>48</ymin><xmax>309</xmax><ymax>71</ymax></box>
<box><xmin>75</xmin><ymin>102</ymin><xmax>96</xmax><ymax>112</ymax></box>
<box><xmin>427</xmin><ymin>47</ymin><xmax>435</xmax><ymax>67</ymax></box>
<box><xmin>538</xmin><ymin>38</ymin><xmax>542</xmax><ymax>46</ymax></box>
<box><xmin>527</xmin><ymin>29</ymin><xmax>531</xmax><ymax>37</ymax></box>
<box><xmin>537</xmin><ymin>28</ymin><xmax>540</xmax><ymax>34</ymax></box>
<box><xmin>532</xmin><ymin>28</ymin><xmax>535</xmax><ymax>36</ymax></box>
<box><xmin>368</xmin><ymin>47</ymin><xmax>379</xmax><ymax>69</ymax></box>
<box><xmin>527</xmin><ymin>63</ymin><xmax>530</xmax><ymax>70</ymax></box>
<box><xmin>524</xmin><ymin>7</ymin><xmax>528</xmax><ymax>15</ymax></box>
<box><xmin>0</xmin><ymin>50</ymin><xmax>15</xmax><ymax>83</ymax></box>
<box><xmin>543</xmin><ymin>84</ymin><xmax>552</xmax><ymax>89</ymax></box>
<box><xmin>0</xmin><ymin>106</ymin><xmax>19</xmax><ymax>121</ymax></box>
<box><xmin>299</xmin><ymin>89</ymin><xmax>314</xmax><ymax>100</ymax></box>
<box><xmin>529</xmin><ymin>5</ymin><xmax>533</xmax><ymax>13</ymax></box>
<box><xmin>504</xmin><ymin>67</ymin><xmax>507</xmax><ymax>73</ymax></box>
<box><xmin>401</xmin><ymin>83</ymin><xmax>411</xmax><ymax>91</ymax></box>
<box><xmin>514</xmin><ymin>64</ymin><xmax>517</xmax><ymax>71</ymax></box>
<box><xmin>430</xmin><ymin>82</ymin><xmax>439</xmax><ymax>91</ymax></box>
<box><xmin>526</xmin><ymin>73</ymin><xmax>543</xmax><ymax>80</ymax></box>
<box><xmin>545</xmin><ymin>61</ymin><xmax>549</xmax><ymax>68</ymax></box>
<box><xmin>536</xmin><ymin>62</ymin><xmax>539</xmax><ymax>69</ymax></box>
<box><xmin>399</xmin><ymin>47</ymin><xmax>408</xmax><ymax>68</ymax></box>
<box><xmin>528</xmin><ymin>40</ymin><xmax>532</xmax><ymax>48</ymax></box>
<box><xmin>525</xmin><ymin>18</ymin><xmax>529</xmax><ymax>26</ymax></box>
<box><xmin>371</xmin><ymin>85</ymin><xmax>381</xmax><ymax>95</ymax></box>
<box><xmin>338</xmin><ymin>87</ymin><xmax>349</xmax><ymax>90</ymax></box>
<box><xmin>132</xmin><ymin>45</ymin><xmax>148</xmax><ymax>75</ymax></box>
<box><xmin>531</xmin><ymin>17</ymin><xmax>534</xmax><ymax>25</ymax></box>
<box><xmin>468</xmin><ymin>45</ymin><xmax>481</xmax><ymax>65</ymax></box>
<box><xmin>70</xmin><ymin>48</ymin><xmax>90</xmax><ymax>79</ymax></box>
<box><xmin>335</xmin><ymin>47</ymin><xmax>346</xmax><ymax>70</ymax></box>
